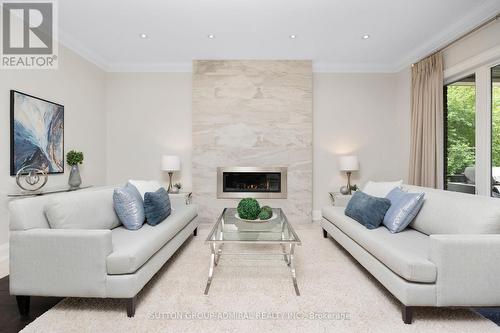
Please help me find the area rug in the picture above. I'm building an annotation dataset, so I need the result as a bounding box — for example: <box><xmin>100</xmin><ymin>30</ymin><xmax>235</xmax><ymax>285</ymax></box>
<box><xmin>22</xmin><ymin>225</ymin><xmax>500</xmax><ymax>333</ymax></box>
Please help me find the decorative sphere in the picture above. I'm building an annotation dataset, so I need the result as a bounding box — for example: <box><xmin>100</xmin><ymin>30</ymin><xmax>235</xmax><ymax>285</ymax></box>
<box><xmin>237</xmin><ymin>198</ymin><xmax>261</xmax><ymax>220</ymax></box>
<box><xmin>258</xmin><ymin>208</ymin><xmax>272</xmax><ymax>220</ymax></box>
<box><xmin>340</xmin><ymin>186</ymin><xmax>350</xmax><ymax>195</ymax></box>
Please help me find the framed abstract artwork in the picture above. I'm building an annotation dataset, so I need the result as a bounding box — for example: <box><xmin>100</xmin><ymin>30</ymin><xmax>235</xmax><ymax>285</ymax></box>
<box><xmin>10</xmin><ymin>90</ymin><xmax>64</xmax><ymax>175</ymax></box>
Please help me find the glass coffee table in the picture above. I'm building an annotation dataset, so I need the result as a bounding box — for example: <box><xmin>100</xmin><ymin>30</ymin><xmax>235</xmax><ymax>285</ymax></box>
<box><xmin>204</xmin><ymin>208</ymin><xmax>301</xmax><ymax>296</ymax></box>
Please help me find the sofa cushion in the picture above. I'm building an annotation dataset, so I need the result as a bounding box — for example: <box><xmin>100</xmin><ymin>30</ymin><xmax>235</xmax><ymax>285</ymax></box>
<box><xmin>113</xmin><ymin>183</ymin><xmax>145</xmax><ymax>230</ymax></box>
<box><xmin>405</xmin><ymin>185</ymin><xmax>500</xmax><ymax>235</ymax></box>
<box><xmin>44</xmin><ymin>188</ymin><xmax>121</xmax><ymax>230</ymax></box>
<box><xmin>345</xmin><ymin>191</ymin><xmax>391</xmax><ymax>229</ymax></box>
<box><xmin>322</xmin><ymin>206</ymin><xmax>437</xmax><ymax>283</ymax></box>
<box><xmin>144</xmin><ymin>188</ymin><xmax>171</xmax><ymax>226</ymax></box>
<box><xmin>128</xmin><ymin>180</ymin><xmax>163</xmax><ymax>200</ymax></box>
<box><xmin>363</xmin><ymin>180</ymin><xmax>402</xmax><ymax>198</ymax></box>
<box><xmin>383</xmin><ymin>187</ymin><xmax>425</xmax><ymax>233</ymax></box>
<box><xmin>107</xmin><ymin>204</ymin><xmax>197</xmax><ymax>274</ymax></box>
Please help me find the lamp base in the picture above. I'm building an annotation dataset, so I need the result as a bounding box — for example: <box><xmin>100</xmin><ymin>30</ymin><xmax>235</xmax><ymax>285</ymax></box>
<box><xmin>167</xmin><ymin>172</ymin><xmax>174</xmax><ymax>193</ymax></box>
<box><xmin>346</xmin><ymin>171</ymin><xmax>352</xmax><ymax>195</ymax></box>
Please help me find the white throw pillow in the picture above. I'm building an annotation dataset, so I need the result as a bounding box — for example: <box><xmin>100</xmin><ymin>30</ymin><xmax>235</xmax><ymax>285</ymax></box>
<box><xmin>128</xmin><ymin>180</ymin><xmax>163</xmax><ymax>199</ymax></box>
<box><xmin>363</xmin><ymin>180</ymin><xmax>403</xmax><ymax>198</ymax></box>
<box><xmin>45</xmin><ymin>188</ymin><xmax>121</xmax><ymax>229</ymax></box>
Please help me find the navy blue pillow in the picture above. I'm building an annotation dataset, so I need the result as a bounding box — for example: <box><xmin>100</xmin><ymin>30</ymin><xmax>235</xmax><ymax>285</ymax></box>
<box><xmin>144</xmin><ymin>188</ymin><xmax>171</xmax><ymax>226</ymax></box>
<box><xmin>345</xmin><ymin>191</ymin><xmax>391</xmax><ymax>229</ymax></box>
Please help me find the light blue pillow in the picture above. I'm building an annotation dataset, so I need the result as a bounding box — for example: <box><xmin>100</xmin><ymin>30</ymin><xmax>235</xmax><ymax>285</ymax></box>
<box><xmin>113</xmin><ymin>182</ymin><xmax>145</xmax><ymax>230</ymax></box>
<box><xmin>144</xmin><ymin>187</ymin><xmax>171</xmax><ymax>226</ymax></box>
<box><xmin>345</xmin><ymin>191</ymin><xmax>392</xmax><ymax>229</ymax></box>
<box><xmin>383</xmin><ymin>188</ymin><xmax>425</xmax><ymax>233</ymax></box>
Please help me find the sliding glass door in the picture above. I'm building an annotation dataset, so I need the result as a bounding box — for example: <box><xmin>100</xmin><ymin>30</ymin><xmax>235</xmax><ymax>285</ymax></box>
<box><xmin>492</xmin><ymin>65</ymin><xmax>500</xmax><ymax>197</ymax></box>
<box><xmin>444</xmin><ymin>75</ymin><xmax>476</xmax><ymax>194</ymax></box>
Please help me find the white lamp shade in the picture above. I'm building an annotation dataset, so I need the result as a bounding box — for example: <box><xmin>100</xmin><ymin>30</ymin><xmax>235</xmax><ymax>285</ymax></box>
<box><xmin>161</xmin><ymin>155</ymin><xmax>180</xmax><ymax>171</ymax></box>
<box><xmin>339</xmin><ymin>155</ymin><xmax>359</xmax><ymax>171</ymax></box>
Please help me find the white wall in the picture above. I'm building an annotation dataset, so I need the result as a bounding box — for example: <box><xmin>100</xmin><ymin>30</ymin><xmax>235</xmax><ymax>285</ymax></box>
<box><xmin>0</xmin><ymin>45</ymin><xmax>107</xmax><ymax>275</ymax></box>
<box><xmin>312</xmin><ymin>73</ymin><xmax>410</xmax><ymax>217</ymax></box>
<box><xmin>104</xmin><ymin>71</ymin><xmax>412</xmax><ymax>221</ymax></box>
<box><xmin>104</xmin><ymin>73</ymin><xmax>192</xmax><ymax>188</ymax></box>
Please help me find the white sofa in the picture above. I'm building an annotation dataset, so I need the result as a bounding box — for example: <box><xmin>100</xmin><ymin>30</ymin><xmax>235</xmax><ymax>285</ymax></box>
<box><xmin>321</xmin><ymin>185</ymin><xmax>500</xmax><ymax>324</ymax></box>
<box><xmin>9</xmin><ymin>186</ymin><xmax>199</xmax><ymax>317</ymax></box>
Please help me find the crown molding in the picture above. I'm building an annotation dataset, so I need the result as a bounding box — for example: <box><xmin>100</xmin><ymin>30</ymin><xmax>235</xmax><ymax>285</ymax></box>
<box><xmin>394</xmin><ymin>0</ymin><xmax>500</xmax><ymax>71</ymax></box>
<box><xmin>313</xmin><ymin>62</ymin><xmax>396</xmax><ymax>73</ymax></box>
<box><xmin>57</xmin><ymin>30</ymin><xmax>109</xmax><ymax>71</ymax></box>
<box><xmin>106</xmin><ymin>62</ymin><xmax>193</xmax><ymax>73</ymax></box>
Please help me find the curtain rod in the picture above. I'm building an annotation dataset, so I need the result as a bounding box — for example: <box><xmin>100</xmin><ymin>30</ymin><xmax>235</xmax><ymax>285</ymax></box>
<box><xmin>413</xmin><ymin>12</ymin><xmax>500</xmax><ymax>66</ymax></box>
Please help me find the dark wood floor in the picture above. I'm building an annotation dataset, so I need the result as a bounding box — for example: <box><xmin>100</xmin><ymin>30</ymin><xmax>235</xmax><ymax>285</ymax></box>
<box><xmin>0</xmin><ymin>274</ymin><xmax>499</xmax><ymax>332</ymax></box>
<box><xmin>0</xmin><ymin>276</ymin><xmax>61</xmax><ymax>333</ymax></box>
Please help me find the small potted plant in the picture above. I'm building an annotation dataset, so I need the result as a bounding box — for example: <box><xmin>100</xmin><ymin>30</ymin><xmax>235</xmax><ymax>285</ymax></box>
<box><xmin>171</xmin><ymin>182</ymin><xmax>182</xmax><ymax>194</ymax></box>
<box><xmin>67</xmin><ymin>150</ymin><xmax>84</xmax><ymax>188</ymax></box>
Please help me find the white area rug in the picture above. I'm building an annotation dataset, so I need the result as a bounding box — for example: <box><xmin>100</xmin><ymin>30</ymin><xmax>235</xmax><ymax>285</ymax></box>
<box><xmin>22</xmin><ymin>225</ymin><xmax>500</xmax><ymax>333</ymax></box>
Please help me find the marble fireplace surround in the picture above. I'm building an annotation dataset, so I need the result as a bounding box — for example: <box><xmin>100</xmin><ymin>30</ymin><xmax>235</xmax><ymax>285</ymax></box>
<box><xmin>192</xmin><ymin>60</ymin><xmax>312</xmax><ymax>224</ymax></box>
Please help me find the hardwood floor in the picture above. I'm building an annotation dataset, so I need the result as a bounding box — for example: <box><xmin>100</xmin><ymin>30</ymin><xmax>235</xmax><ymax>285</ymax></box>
<box><xmin>0</xmin><ymin>276</ymin><xmax>61</xmax><ymax>333</ymax></box>
<box><xmin>0</xmin><ymin>274</ymin><xmax>499</xmax><ymax>332</ymax></box>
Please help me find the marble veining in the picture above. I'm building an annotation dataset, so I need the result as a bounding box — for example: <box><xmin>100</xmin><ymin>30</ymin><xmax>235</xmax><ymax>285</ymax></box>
<box><xmin>192</xmin><ymin>60</ymin><xmax>312</xmax><ymax>224</ymax></box>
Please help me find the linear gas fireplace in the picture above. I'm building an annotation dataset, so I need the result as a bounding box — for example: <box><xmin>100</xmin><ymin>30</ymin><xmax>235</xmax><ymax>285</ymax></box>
<box><xmin>217</xmin><ymin>167</ymin><xmax>287</xmax><ymax>199</ymax></box>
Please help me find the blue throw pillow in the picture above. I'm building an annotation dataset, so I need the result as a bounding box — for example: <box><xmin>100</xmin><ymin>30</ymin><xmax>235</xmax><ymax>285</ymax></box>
<box><xmin>144</xmin><ymin>187</ymin><xmax>171</xmax><ymax>226</ymax></box>
<box><xmin>383</xmin><ymin>188</ymin><xmax>425</xmax><ymax>233</ymax></box>
<box><xmin>345</xmin><ymin>191</ymin><xmax>391</xmax><ymax>229</ymax></box>
<box><xmin>113</xmin><ymin>182</ymin><xmax>145</xmax><ymax>230</ymax></box>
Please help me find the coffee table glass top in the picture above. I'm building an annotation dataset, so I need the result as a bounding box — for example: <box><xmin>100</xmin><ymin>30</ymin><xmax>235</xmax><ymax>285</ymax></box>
<box><xmin>206</xmin><ymin>208</ymin><xmax>301</xmax><ymax>243</ymax></box>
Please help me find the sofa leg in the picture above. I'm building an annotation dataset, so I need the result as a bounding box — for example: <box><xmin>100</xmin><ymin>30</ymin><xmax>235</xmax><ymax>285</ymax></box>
<box><xmin>402</xmin><ymin>305</ymin><xmax>413</xmax><ymax>324</ymax></box>
<box><xmin>127</xmin><ymin>296</ymin><xmax>137</xmax><ymax>318</ymax></box>
<box><xmin>322</xmin><ymin>228</ymin><xmax>328</xmax><ymax>238</ymax></box>
<box><xmin>193</xmin><ymin>227</ymin><xmax>198</xmax><ymax>237</ymax></box>
<box><xmin>16</xmin><ymin>296</ymin><xmax>30</xmax><ymax>318</ymax></box>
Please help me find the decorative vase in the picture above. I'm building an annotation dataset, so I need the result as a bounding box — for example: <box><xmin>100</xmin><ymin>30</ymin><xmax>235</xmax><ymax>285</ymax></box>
<box><xmin>68</xmin><ymin>164</ymin><xmax>82</xmax><ymax>188</ymax></box>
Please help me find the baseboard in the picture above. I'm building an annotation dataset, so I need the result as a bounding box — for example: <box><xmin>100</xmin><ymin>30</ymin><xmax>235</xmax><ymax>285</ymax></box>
<box><xmin>0</xmin><ymin>243</ymin><xmax>9</xmax><ymax>278</ymax></box>
<box><xmin>312</xmin><ymin>210</ymin><xmax>322</xmax><ymax>222</ymax></box>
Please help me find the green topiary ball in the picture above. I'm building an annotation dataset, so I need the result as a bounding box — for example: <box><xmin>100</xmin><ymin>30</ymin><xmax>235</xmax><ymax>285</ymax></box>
<box><xmin>258</xmin><ymin>208</ymin><xmax>272</xmax><ymax>220</ymax></box>
<box><xmin>261</xmin><ymin>206</ymin><xmax>272</xmax><ymax>214</ymax></box>
<box><xmin>237</xmin><ymin>198</ymin><xmax>261</xmax><ymax>220</ymax></box>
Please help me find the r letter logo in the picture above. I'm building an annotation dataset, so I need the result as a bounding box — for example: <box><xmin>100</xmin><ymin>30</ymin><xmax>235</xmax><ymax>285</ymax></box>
<box><xmin>1</xmin><ymin>1</ymin><xmax>58</xmax><ymax>69</ymax></box>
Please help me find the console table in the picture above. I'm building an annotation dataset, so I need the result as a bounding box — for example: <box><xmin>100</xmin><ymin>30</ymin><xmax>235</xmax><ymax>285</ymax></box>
<box><xmin>7</xmin><ymin>185</ymin><xmax>93</xmax><ymax>198</ymax></box>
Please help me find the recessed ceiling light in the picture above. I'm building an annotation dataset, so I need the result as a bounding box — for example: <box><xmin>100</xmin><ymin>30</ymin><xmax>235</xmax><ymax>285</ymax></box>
<box><xmin>362</xmin><ymin>34</ymin><xmax>370</xmax><ymax>40</ymax></box>
<box><xmin>208</xmin><ymin>34</ymin><xmax>215</xmax><ymax>39</ymax></box>
<box><xmin>289</xmin><ymin>34</ymin><xmax>297</xmax><ymax>39</ymax></box>
<box><xmin>139</xmin><ymin>33</ymin><xmax>148</xmax><ymax>39</ymax></box>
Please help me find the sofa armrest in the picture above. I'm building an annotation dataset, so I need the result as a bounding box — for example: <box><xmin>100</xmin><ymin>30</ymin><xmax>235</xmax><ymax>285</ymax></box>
<box><xmin>10</xmin><ymin>229</ymin><xmax>112</xmax><ymax>297</ymax></box>
<box><xmin>429</xmin><ymin>234</ymin><xmax>500</xmax><ymax>306</ymax></box>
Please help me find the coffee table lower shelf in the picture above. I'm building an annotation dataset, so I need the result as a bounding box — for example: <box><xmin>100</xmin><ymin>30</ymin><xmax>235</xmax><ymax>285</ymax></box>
<box><xmin>203</xmin><ymin>242</ymin><xmax>300</xmax><ymax>296</ymax></box>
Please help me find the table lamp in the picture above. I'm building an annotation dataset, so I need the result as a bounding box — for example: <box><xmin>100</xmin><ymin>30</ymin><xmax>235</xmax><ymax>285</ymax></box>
<box><xmin>339</xmin><ymin>155</ymin><xmax>359</xmax><ymax>195</ymax></box>
<box><xmin>161</xmin><ymin>155</ymin><xmax>180</xmax><ymax>193</ymax></box>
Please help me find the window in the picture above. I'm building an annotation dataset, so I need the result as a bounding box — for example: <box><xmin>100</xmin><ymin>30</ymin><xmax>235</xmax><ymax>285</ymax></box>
<box><xmin>444</xmin><ymin>74</ymin><xmax>476</xmax><ymax>194</ymax></box>
<box><xmin>492</xmin><ymin>65</ymin><xmax>500</xmax><ymax>197</ymax></box>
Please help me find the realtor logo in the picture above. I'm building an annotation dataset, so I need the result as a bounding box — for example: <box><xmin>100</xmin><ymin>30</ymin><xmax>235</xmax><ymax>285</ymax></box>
<box><xmin>1</xmin><ymin>0</ymin><xmax>58</xmax><ymax>69</ymax></box>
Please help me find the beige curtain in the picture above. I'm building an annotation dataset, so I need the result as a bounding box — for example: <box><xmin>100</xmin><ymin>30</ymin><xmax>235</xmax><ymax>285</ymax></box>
<box><xmin>408</xmin><ymin>53</ymin><xmax>444</xmax><ymax>188</ymax></box>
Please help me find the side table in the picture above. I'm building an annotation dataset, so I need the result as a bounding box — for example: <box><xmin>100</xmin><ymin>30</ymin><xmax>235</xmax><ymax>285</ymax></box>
<box><xmin>168</xmin><ymin>191</ymin><xmax>192</xmax><ymax>205</ymax></box>
<box><xmin>328</xmin><ymin>192</ymin><xmax>353</xmax><ymax>207</ymax></box>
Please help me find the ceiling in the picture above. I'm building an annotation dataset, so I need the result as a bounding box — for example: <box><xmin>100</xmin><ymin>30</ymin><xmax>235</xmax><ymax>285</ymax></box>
<box><xmin>58</xmin><ymin>0</ymin><xmax>500</xmax><ymax>72</ymax></box>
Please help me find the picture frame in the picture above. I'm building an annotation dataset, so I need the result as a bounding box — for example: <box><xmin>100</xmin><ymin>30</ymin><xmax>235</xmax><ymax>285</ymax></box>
<box><xmin>10</xmin><ymin>90</ymin><xmax>65</xmax><ymax>176</ymax></box>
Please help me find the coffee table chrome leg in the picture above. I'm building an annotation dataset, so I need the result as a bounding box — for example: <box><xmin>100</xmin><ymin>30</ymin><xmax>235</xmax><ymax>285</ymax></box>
<box><xmin>281</xmin><ymin>244</ymin><xmax>289</xmax><ymax>265</ymax></box>
<box><xmin>204</xmin><ymin>243</ymin><xmax>217</xmax><ymax>295</ymax></box>
<box><xmin>215</xmin><ymin>244</ymin><xmax>223</xmax><ymax>265</ymax></box>
<box><xmin>289</xmin><ymin>244</ymin><xmax>300</xmax><ymax>296</ymax></box>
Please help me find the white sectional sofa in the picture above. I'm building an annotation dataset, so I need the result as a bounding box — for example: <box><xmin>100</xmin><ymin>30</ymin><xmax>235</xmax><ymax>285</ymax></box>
<box><xmin>321</xmin><ymin>185</ymin><xmax>500</xmax><ymax>324</ymax></box>
<box><xmin>9</xmin><ymin>186</ymin><xmax>199</xmax><ymax>317</ymax></box>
